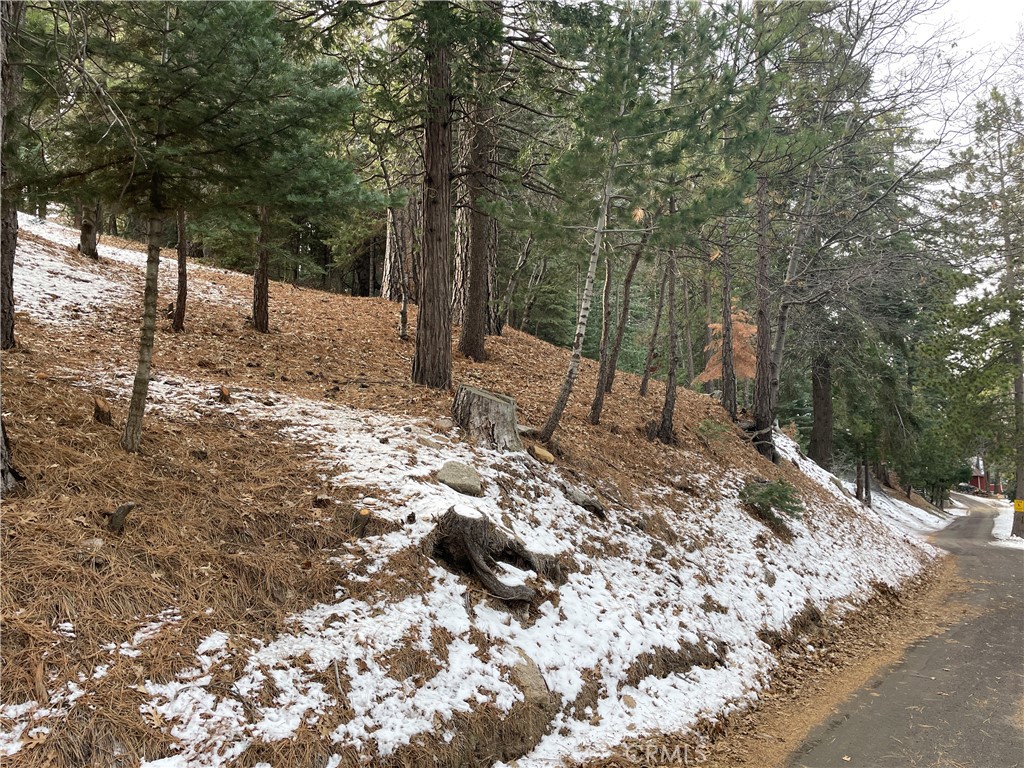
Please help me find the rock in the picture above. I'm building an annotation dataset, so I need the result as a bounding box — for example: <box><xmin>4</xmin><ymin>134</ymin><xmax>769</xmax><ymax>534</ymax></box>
<box><xmin>432</xmin><ymin>417</ymin><xmax>455</xmax><ymax>433</ymax></box>
<box><xmin>510</xmin><ymin>649</ymin><xmax>555</xmax><ymax>710</ymax></box>
<box><xmin>649</xmin><ymin>540</ymin><xmax>667</xmax><ymax>560</ymax></box>
<box><xmin>566</xmin><ymin>487</ymin><xmax>605</xmax><ymax>517</ymax></box>
<box><xmin>528</xmin><ymin>445</ymin><xmax>555</xmax><ymax>464</ymax></box>
<box><xmin>437</xmin><ymin>461</ymin><xmax>483</xmax><ymax>497</ymax></box>
<box><xmin>313</xmin><ymin>494</ymin><xmax>332</xmax><ymax>509</ymax></box>
<box><xmin>621</xmin><ymin>694</ymin><xmax>637</xmax><ymax>709</ymax></box>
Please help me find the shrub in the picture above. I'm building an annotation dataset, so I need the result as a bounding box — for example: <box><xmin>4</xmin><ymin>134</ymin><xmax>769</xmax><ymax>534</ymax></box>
<box><xmin>739</xmin><ymin>479</ymin><xmax>804</xmax><ymax>541</ymax></box>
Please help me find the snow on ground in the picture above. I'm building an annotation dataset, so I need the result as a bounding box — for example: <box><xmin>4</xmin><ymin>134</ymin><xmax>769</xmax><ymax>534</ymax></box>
<box><xmin>1</xmin><ymin>229</ymin><xmax>940</xmax><ymax>766</ymax></box>
<box><xmin>16</xmin><ymin>214</ymin><xmax>243</xmax><ymax>314</ymax></box>
<box><xmin>981</xmin><ymin>497</ymin><xmax>1024</xmax><ymax>550</ymax></box>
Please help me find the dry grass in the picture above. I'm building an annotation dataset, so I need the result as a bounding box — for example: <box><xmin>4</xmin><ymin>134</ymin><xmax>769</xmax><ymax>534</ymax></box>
<box><xmin>0</xmin><ymin>231</ymin><xmax>894</xmax><ymax>766</ymax></box>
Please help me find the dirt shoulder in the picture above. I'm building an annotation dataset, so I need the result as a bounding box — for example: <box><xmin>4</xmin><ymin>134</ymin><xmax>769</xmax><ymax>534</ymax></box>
<box><xmin>584</xmin><ymin>554</ymin><xmax>967</xmax><ymax>768</ymax></box>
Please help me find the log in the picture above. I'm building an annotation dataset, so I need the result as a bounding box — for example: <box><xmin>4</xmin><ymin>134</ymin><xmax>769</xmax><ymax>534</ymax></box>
<box><xmin>452</xmin><ymin>384</ymin><xmax>523</xmax><ymax>452</ymax></box>
<box><xmin>93</xmin><ymin>395</ymin><xmax>112</xmax><ymax>426</ymax></box>
<box><xmin>430</xmin><ymin>506</ymin><xmax>556</xmax><ymax>602</ymax></box>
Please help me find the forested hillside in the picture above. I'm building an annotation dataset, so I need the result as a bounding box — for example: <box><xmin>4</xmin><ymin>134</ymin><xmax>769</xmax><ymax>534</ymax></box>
<box><xmin>1</xmin><ymin>0</ymin><xmax>1020</xmax><ymax>497</ymax></box>
<box><xmin>0</xmin><ymin>1</ymin><xmax>1021</xmax><ymax>766</ymax></box>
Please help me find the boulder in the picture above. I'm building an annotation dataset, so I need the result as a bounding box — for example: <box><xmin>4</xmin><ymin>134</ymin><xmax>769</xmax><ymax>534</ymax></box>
<box><xmin>437</xmin><ymin>461</ymin><xmax>483</xmax><ymax>497</ymax></box>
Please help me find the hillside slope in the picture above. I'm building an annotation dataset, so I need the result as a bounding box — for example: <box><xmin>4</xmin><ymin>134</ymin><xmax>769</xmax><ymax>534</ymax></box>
<box><xmin>1</xmin><ymin>216</ymin><xmax>940</xmax><ymax>767</ymax></box>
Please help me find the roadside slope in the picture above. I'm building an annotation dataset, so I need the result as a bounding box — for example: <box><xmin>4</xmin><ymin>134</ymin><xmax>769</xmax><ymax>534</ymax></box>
<box><xmin>1</xmin><ymin>217</ymin><xmax>937</xmax><ymax>767</ymax></box>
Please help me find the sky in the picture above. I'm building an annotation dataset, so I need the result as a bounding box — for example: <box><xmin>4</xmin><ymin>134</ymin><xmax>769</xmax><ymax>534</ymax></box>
<box><xmin>941</xmin><ymin>0</ymin><xmax>1024</xmax><ymax>55</ymax></box>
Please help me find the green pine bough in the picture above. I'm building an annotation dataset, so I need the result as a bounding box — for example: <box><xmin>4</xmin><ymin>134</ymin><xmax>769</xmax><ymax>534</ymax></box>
<box><xmin>739</xmin><ymin>479</ymin><xmax>804</xmax><ymax>540</ymax></box>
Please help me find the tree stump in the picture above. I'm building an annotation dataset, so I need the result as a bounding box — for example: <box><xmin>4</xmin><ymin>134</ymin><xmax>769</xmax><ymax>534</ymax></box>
<box><xmin>429</xmin><ymin>506</ymin><xmax>556</xmax><ymax>602</ymax></box>
<box><xmin>351</xmin><ymin>508</ymin><xmax>372</xmax><ymax>537</ymax></box>
<box><xmin>93</xmin><ymin>396</ymin><xmax>112</xmax><ymax>426</ymax></box>
<box><xmin>452</xmin><ymin>384</ymin><xmax>523</xmax><ymax>452</ymax></box>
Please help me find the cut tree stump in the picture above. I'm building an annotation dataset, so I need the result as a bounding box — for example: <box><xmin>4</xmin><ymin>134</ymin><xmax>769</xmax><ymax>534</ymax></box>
<box><xmin>452</xmin><ymin>384</ymin><xmax>523</xmax><ymax>452</ymax></box>
<box><xmin>429</xmin><ymin>506</ymin><xmax>557</xmax><ymax>602</ymax></box>
<box><xmin>351</xmin><ymin>508</ymin><xmax>372</xmax><ymax>537</ymax></box>
<box><xmin>93</xmin><ymin>396</ymin><xmax>113</xmax><ymax>426</ymax></box>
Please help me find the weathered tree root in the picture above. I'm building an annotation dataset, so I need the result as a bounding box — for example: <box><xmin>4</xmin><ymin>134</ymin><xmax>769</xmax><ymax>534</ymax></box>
<box><xmin>429</xmin><ymin>506</ymin><xmax>558</xmax><ymax>602</ymax></box>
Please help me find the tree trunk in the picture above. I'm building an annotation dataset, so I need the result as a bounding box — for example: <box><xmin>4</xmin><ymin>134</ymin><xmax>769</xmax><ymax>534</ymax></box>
<box><xmin>538</xmin><ymin>139</ymin><xmax>618</xmax><ymax>443</ymax></box>
<box><xmin>501</xmin><ymin>235</ymin><xmax>532</xmax><ymax>328</ymax></box>
<box><xmin>79</xmin><ymin>201</ymin><xmax>100</xmax><ymax>259</ymax></box>
<box><xmin>863</xmin><ymin>455</ymin><xmax>872</xmax><ymax>507</ymax></box>
<box><xmin>769</xmin><ymin>166</ymin><xmax>818</xmax><ymax>428</ymax></box>
<box><xmin>172</xmin><ymin>209</ymin><xmax>187</xmax><ymax>333</ymax></box>
<box><xmin>720</xmin><ymin>220</ymin><xmax>737</xmax><ymax>421</ymax></box>
<box><xmin>606</xmin><ymin>224</ymin><xmax>651</xmax><ymax>393</ymax></box>
<box><xmin>640</xmin><ymin>261</ymin><xmax>667</xmax><ymax>397</ymax></box>
<box><xmin>412</xmin><ymin>2</ymin><xmax>453</xmax><ymax>389</ymax></box>
<box><xmin>520</xmin><ymin>254</ymin><xmax>546</xmax><ymax>332</ymax></box>
<box><xmin>856</xmin><ymin>461</ymin><xmax>864</xmax><ymax>501</ymax></box>
<box><xmin>0</xmin><ymin>412</ymin><xmax>22</xmax><ymax>494</ymax></box>
<box><xmin>587</xmin><ymin>253</ymin><xmax>614</xmax><ymax>425</ymax></box>
<box><xmin>808</xmin><ymin>354</ymin><xmax>833</xmax><ymax>470</ymax></box>
<box><xmin>753</xmin><ymin>174</ymin><xmax>775</xmax><ymax>458</ymax></box>
<box><xmin>252</xmin><ymin>205</ymin><xmax>271</xmax><ymax>333</ymax></box>
<box><xmin>121</xmin><ymin>197</ymin><xmax>164</xmax><ymax>453</ymax></box>
<box><xmin>458</xmin><ymin>91</ymin><xmax>496</xmax><ymax>360</ymax></box>
<box><xmin>1</xmin><ymin>0</ymin><xmax>26</xmax><ymax>352</ymax></box>
<box><xmin>701</xmin><ymin>255</ymin><xmax>714</xmax><ymax>395</ymax></box>
<box><xmin>681</xmin><ymin>272</ymin><xmax>694</xmax><ymax>386</ymax></box>
<box><xmin>452</xmin><ymin>201</ymin><xmax>470</xmax><ymax>325</ymax></box>
<box><xmin>653</xmin><ymin>246</ymin><xmax>678</xmax><ymax>444</ymax></box>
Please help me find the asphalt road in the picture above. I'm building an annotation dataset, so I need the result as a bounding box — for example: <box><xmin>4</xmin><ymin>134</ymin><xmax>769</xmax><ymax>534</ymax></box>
<box><xmin>788</xmin><ymin>496</ymin><xmax>1024</xmax><ymax>768</ymax></box>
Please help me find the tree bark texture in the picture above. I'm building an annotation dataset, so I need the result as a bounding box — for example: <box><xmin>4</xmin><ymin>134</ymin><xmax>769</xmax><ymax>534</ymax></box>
<box><xmin>640</xmin><ymin>262</ymin><xmax>667</xmax><ymax>397</ymax></box>
<box><xmin>382</xmin><ymin>193</ymin><xmax>421</xmax><ymax>304</ymax></box>
<box><xmin>587</xmin><ymin>253</ymin><xmax>614</xmax><ymax>425</ymax></box>
<box><xmin>172</xmin><ymin>209</ymin><xmax>187</xmax><ymax>333</ymax></box>
<box><xmin>808</xmin><ymin>354</ymin><xmax>833</xmax><ymax>470</ymax></box>
<box><xmin>79</xmin><ymin>202</ymin><xmax>99</xmax><ymax>259</ymax></box>
<box><xmin>538</xmin><ymin>139</ymin><xmax>618</xmax><ymax>443</ymax></box>
<box><xmin>1</xmin><ymin>0</ymin><xmax>27</xmax><ymax>352</ymax></box>
<box><xmin>121</xmin><ymin>199</ymin><xmax>164</xmax><ymax>453</ymax></box>
<box><xmin>605</xmin><ymin>223</ymin><xmax>651</xmax><ymax>394</ymax></box>
<box><xmin>458</xmin><ymin>83</ymin><xmax>496</xmax><ymax>361</ymax></box>
<box><xmin>769</xmin><ymin>166</ymin><xmax>818</xmax><ymax>428</ymax></box>
<box><xmin>654</xmin><ymin>246</ymin><xmax>678</xmax><ymax>444</ymax></box>
<box><xmin>252</xmin><ymin>205</ymin><xmax>271</xmax><ymax>333</ymax></box>
<box><xmin>701</xmin><ymin>257</ymin><xmax>714</xmax><ymax>395</ymax></box>
<box><xmin>430</xmin><ymin>507</ymin><xmax>554</xmax><ymax>602</ymax></box>
<box><xmin>720</xmin><ymin>220</ymin><xmax>736</xmax><ymax>421</ymax></box>
<box><xmin>452</xmin><ymin>384</ymin><xmax>523</xmax><ymax>452</ymax></box>
<box><xmin>412</xmin><ymin>3</ymin><xmax>453</xmax><ymax>389</ymax></box>
<box><xmin>753</xmin><ymin>174</ymin><xmax>775</xmax><ymax>458</ymax></box>
<box><xmin>681</xmin><ymin>272</ymin><xmax>694</xmax><ymax>386</ymax></box>
<box><xmin>500</xmin><ymin>235</ymin><xmax>532</xmax><ymax>328</ymax></box>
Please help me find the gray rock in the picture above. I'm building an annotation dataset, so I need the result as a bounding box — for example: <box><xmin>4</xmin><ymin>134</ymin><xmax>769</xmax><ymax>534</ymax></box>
<box><xmin>566</xmin><ymin>487</ymin><xmax>605</xmax><ymax>517</ymax></box>
<box><xmin>437</xmin><ymin>461</ymin><xmax>483</xmax><ymax>497</ymax></box>
<box><xmin>510</xmin><ymin>648</ymin><xmax>555</xmax><ymax>711</ymax></box>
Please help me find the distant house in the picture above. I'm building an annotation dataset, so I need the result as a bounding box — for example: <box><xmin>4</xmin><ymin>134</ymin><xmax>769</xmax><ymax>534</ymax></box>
<box><xmin>968</xmin><ymin>457</ymin><xmax>1005</xmax><ymax>495</ymax></box>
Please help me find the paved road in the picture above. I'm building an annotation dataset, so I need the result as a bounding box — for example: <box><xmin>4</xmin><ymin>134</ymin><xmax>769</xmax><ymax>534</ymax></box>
<box><xmin>788</xmin><ymin>497</ymin><xmax>1024</xmax><ymax>768</ymax></box>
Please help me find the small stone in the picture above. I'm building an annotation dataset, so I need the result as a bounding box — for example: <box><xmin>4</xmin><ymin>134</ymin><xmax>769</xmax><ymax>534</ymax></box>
<box><xmin>622</xmin><ymin>694</ymin><xmax>636</xmax><ymax>708</ymax></box>
<box><xmin>437</xmin><ymin>461</ymin><xmax>483</xmax><ymax>497</ymax></box>
<box><xmin>528</xmin><ymin>445</ymin><xmax>555</xmax><ymax>464</ymax></box>
<box><xmin>649</xmin><ymin>541</ymin><xmax>667</xmax><ymax>560</ymax></box>
<box><xmin>313</xmin><ymin>494</ymin><xmax>332</xmax><ymax>509</ymax></box>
